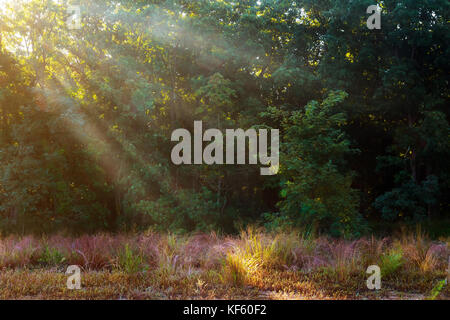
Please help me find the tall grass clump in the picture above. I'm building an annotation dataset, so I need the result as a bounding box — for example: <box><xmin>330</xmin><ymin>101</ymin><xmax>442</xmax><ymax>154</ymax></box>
<box><xmin>330</xmin><ymin>240</ymin><xmax>361</xmax><ymax>281</ymax></box>
<box><xmin>379</xmin><ymin>247</ymin><xmax>403</xmax><ymax>277</ymax></box>
<box><xmin>0</xmin><ymin>236</ymin><xmax>41</xmax><ymax>268</ymax></box>
<box><xmin>156</xmin><ymin>233</ymin><xmax>185</xmax><ymax>281</ymax></box>
<box><xmin>357</xmin><ymin>236</ymin><xmax>389</xmax><ymax>266</ymax></box>
<box><xmin>222</xmin><ymin>227</ymin><xmax>300</xmax><ymax>285</ymax></box>
<box><xmin>398</xmin><ymin>227</ymin><xmax>445</xmax><ymax>273</ymax></box>
<box><xmin>222</xmin><ymin>247</ymin><xmax>260</xmax><ymax>285</ymax></box>
<box><xmin>69</xmin><ymin>234</ymin><xmax>120</xmax><ymax>270</ymax></box>
<box><xmin>38</xmin><ymin>244</ymin><xmax>66</xmax><ymax>266</ymax></box>
<box><xmin>222</xmin><ymin>228</ymin><xmax>264</xmax><ymax>285</ymax></box>
<box><xmin>115</xmin><ymin>243</ymin><xmax>145</xmax><ymax>274</ymax></box>
<box><xmin>181</xmin><ymin>232</ymin><xmax>223</xmax><ymax>269</ymax></box>
<box><xmin>269</xmin><ymin>233</ymin><xmax>301</xmax><ymax>268</ymax></box>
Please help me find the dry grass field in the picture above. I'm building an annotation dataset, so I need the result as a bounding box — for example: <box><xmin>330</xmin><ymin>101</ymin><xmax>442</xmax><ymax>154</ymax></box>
<box><xmin>0</xmin><ymin>228</ymin><xmax>448</xmax><ymax>300</ymax></box>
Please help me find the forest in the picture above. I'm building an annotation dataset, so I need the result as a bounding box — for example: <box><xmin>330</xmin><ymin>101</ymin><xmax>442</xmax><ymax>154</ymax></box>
<box><xmin>0</xmin><ymin>0</ymin><xmax>448</xmax><ymax>300</ymax></box>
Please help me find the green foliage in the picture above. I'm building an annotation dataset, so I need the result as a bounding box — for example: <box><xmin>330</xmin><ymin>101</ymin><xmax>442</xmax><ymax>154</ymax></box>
<box><xmin>427</xmin><ymin>279</ymin><xmax>446</xmax><ymax>300</ymax></box>
<box><xmin>135</xmin><ymin>188</ymin><xmax>221</xmax><ymax>232</ymax></box>
<box><xmin>374</xmin><ymin>176</ymin><xmax>439</xmax><ymax>221</ymax></box>
<box><xmin>268</xmin><ymin>91</ymin><xmax>365</xmax><ymax>237</ymax></box>
<box><xmin>38</xmin><ymin>245</ymin><xmax>66</xmax><ymax>266</ymax></box>
<box><xmin>375</xmin><ymin>111</ymin><xmax>449</xmax><ymax>221</ymax></box>
<box><xmin>379</xmin><ymin>247</ymin><xmax>404</xmax><ymax>277</ymax></box>
<box><xmin>116</xmin><ymin>244</ymin><xmax>145</xmax><ymax>274</ymax></box>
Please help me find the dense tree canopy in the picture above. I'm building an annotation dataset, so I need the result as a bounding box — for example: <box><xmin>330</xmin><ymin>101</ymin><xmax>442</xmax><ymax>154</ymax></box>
<box><xmin>0</xmin><ymin>0</ymin><xmax>448</xmax><ymax>236</ymax></box>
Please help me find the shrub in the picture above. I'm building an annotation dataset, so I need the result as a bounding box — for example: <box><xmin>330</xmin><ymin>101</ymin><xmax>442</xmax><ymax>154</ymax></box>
<box><xmin>379</xmin><ymin>247</ymin><xmax>403</xmax><ymax>277</ymax></box>
<box><xmin>39</xmin><ymin>245</ymin><xmax>66</xmax><ymax>266</ymax></box>
<box><xmin>115</xmin><ymin>244</ymin><xmax>145</xmax><ymax>274</ymax></box>
<box><xmin>273</xmin><ymin>91</ymin><xmax>366</xmax><ymax>238</ymax></box>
